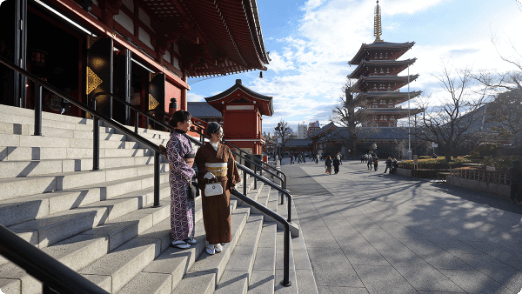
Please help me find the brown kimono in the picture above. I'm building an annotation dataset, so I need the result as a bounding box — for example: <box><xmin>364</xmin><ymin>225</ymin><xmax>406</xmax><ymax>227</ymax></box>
<box><xmin>195</xmin><ymin>142</ymin><xmax>241</xmax><ymax>244</ymax></box>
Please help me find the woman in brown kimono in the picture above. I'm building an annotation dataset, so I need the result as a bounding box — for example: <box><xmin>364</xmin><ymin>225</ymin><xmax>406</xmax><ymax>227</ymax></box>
<box><xmin>195</xmin><ymin>122</ymin><xmax>241</xmax><ymax>255</ymax></box>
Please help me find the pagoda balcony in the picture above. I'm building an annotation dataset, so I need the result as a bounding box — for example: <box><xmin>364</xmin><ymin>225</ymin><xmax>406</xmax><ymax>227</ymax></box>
<box><xmin>348</xmin><ymin>58</ymin><xmax>417</xmax><ymax>79</ymax></box>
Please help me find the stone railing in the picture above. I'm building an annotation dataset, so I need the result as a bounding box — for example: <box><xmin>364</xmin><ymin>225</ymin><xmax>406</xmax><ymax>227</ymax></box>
<box><xmin>449</xmin><ymin>168</ymin><xmax>511</xmax><ymax>185</ymax></box>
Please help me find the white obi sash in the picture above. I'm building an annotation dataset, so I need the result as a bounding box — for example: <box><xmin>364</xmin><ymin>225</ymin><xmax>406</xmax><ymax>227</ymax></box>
<box><xmin>205</xmin><ymin>163</ymin><xmax>227</xmax><ymax>178</ymax></box>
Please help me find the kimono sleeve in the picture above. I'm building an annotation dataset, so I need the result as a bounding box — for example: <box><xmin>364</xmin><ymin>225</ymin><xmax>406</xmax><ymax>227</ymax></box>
<box><xmin>227</xmin><ymin>147</ymin><xmax>241</xmax><ymax>189</ymax></box>
<box><xmin>195</xmin><ymin>146</ymin><xmax>209</xmax><ymax>190</ymax></box>
<box><xmin>166</xmin><ymin>137</ymin><xmax>195</xmax><ymax>182</ymax></box>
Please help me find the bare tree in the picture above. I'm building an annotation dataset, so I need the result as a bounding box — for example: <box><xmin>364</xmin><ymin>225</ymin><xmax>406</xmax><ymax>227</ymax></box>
<box><xmin>274</xmin><ymin>119</ymin><xmax>292</xmax><ymax>155</ymax></box>
<box><xmin>416</xmin><ymin>66</ymin><xmax>486</xmax><ymax>162</ymax></box>
<box><xmin>474</xmin><ymin>33</ymin><xmax>522</xmax><ymax>138</ymax></box>
<box><xmin>331</xmin><ymin>78</ymin><xmax>376</xmax><ymax>156</ymax></box>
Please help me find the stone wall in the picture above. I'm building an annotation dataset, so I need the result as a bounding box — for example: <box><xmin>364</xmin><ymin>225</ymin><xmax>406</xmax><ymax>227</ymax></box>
<box><xmin>396</xmin><ymin>168</ymin><xmax>412</xmax><ymax>177</ymax></box>
<box><xmin>446</xmin><ymin>175</ymin><xmax>510</xmax><ymax>198</ymax></box>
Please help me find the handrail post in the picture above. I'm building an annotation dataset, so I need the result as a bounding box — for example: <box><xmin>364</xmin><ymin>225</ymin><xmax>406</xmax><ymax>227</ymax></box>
<box><xmin>154</xmin><ymin>150</ymin><xmax>161</xmax><ymax>207</ymax></box>
<box><xmin>134</xmin><ymin>111</ymin><xmax>139</xmax><ymax>133</ymax></box>
<box><xmin>281</xmin><ymin>224</ymin><xmax>291</xmax><ymax>287</ymax></box>
<box><xmin>34</xmin><ymin>83</ymin><xmax>42</xmax><ymax>136</ymax></box>
<box><xmin>254</xmin><ymin>165</ymin><xmax>257</xmax><ymax>190</ymax></box>
<box><xmin>93</xmin><ymin>99</ymin><xmax>100</xmax><ymax>171</ymax></box>
<box><xmin>286</xmin><ymin>192</ymin><xmax>292</xmax><ymax>222</ymax></box>
<box><xmin>146</xmin><ymin>117</ymin><xmax>149</xmax><ymax>130</ymax></box>
<box><xmin>243</xmin><ymin>169</ymin><xmax>247</xmax><ymax>195</ymax></box>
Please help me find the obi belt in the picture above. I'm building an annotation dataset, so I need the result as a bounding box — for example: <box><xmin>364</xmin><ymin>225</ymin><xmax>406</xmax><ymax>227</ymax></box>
<box><xmin>205</xmin><ymin>163</ymin><xmax>227</xmax><ymax>178</ymax></box>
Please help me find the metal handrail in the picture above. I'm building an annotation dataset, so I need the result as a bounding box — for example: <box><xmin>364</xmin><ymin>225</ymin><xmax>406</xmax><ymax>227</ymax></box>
<box><xmin>0</xmin><ymin>56</ymin><xmax>164</xmax><ymax>208</ymax></box>
<box><xmin>190</xmin><ymin>117</ymin><xmax>287</xmax><ymax>189</ymax></box>
<box><xmin>0</xmin><ymin>56</ymin><xmax>292</xmax><ymax>288</ymax></box>
<box><xmin>91</xmin><ymin>92</ymin><xmax>286</xmax><ymax>191</ymax></box>
<box><xmin>0</xmin><ymin>225</ymin><xmax>109</xmax><ymax>294</ymax></box>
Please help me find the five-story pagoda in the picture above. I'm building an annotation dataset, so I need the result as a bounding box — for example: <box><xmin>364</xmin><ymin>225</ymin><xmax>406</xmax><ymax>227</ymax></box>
<box><xmin>349</xmin><ymin>0</ymin><xmax>422</xmax><ymax>128</ymax></box>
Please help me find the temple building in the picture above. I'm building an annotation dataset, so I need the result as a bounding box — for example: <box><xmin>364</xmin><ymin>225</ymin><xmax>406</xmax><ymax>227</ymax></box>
<box><xmin>0</xmin><ymin>0</ymin><xmax>269</xmax><ymax>131</ymax></box>
<box><xmin>348</xmin><ymin>0</ymin><xmax>422</xmax><ymax>128</ymax></box>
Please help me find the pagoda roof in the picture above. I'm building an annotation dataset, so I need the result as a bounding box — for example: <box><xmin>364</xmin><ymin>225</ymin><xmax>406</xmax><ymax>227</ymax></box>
<box><xmin>348</xmin><ymin>58</ymin><xmax>417</xmax><ymax>79</ymax></box>
<box><xmin>354</xmin><ymin>91</ymin><xmax>422</xmax><ymax>104</ymax></box>
<box><xmin>205</xmin><ymin>79</ymin><xmax>273</xmax><ymax>116</ymax></box>
<box><xmin>355</xmin><ymin>107</ymin><xmax>423</xmax><ymax>119</ymax></box>
<box><xmin>141</xmin><ymin>0</ymin><xmax>269</xmax><ymax>78</ymax></box>
<box><xmin>353</xmin><ymin>74</ymin><xmax>420</xmax><ymax>92</ymax></box>
<box><xmin>349</xmin><ymin>41</ymin><xmax>415</xmax><ymax>65</ymax></box>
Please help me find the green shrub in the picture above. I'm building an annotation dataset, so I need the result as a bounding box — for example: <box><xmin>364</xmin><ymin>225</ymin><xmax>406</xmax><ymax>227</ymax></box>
<box><xmin>470</xmin><ymin>143</ymin><xmax>502</xmax><ymax>158</ymax></box>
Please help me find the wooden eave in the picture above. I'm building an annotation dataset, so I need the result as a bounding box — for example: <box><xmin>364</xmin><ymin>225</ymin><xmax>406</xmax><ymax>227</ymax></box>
<box><xmin>354</xmin><ymin>91</ymin><xmax>422</xmax><ymax>105</ymax></box>
<box><xmin>352</xmin><ymin>74</ymin><xmax>420</xmax><ymax>93</ymax></box>
<box><xmin>348</xmin><ymin>41</ymin><xmax>415</xmax><ymax>65</ymax></box>
<box><xmin>348</xmin><ymin>58</ymin><xmax>417</xmax><ymax>79</ymax></box>
<box><xmin>205</xmin><ymin>80</ymin><xmax>273</xmax><ymax>116</ymax></box>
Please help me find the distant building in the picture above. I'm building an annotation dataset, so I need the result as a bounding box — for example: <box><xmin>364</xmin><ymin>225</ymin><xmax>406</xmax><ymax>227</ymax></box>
<box><xmin>307</xmin><ymin>121</ymin><xmax>320</xmax><ymax>137</ymax></box>
<box><xmin>297</xmin><ymin>123</ymin><xmax>308</xmax><ymax>139</ymax></box>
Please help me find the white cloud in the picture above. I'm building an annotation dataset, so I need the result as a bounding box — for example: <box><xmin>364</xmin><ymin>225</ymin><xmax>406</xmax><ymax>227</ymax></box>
<box><xmin>187</xmin><ymin>93</ymin><xmax>205</xmax><ymax>102</ymax></box>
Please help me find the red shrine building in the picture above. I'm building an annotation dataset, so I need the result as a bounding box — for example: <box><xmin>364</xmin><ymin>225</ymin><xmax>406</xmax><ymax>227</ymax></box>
<box><xmin>349</xmin><ymin>0</ymin><xmax>422</xmax><ymax>128</ymax></box>
<box><xmin>205</xmin><ymin>79</ymin><xmax>273</xmax><ymax>155</ymax></box>
<box><xmin>0</xmin><ymin>0</ymin><xmax>269</xmax><ymax>128</ymax></box>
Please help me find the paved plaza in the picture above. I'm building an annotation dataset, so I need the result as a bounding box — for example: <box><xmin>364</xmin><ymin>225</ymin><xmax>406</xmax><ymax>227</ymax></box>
<box><xmin>281</xmin><ymin>159</ymin><xmax>522</xmax><ymax>294</ymax></box>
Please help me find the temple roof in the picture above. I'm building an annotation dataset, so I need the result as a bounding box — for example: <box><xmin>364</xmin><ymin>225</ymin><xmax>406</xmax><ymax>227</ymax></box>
<box><xmin>349</xmin><ymin>41</ymin><xmax>415</xmax><ymax>65</ymax></box>
<box><xmin>309</xmin><ymin>122</ymin><xmax>337</xmax><ymax>139</ymax></box>
<box><xmin>140</xmin><ymin>0</ymin><xmax>269</xmax><ymax>77</ymax></box>
<box><xmin>286</xmin><ymin>139</ymin><xmax>314</xmax><ymax>147</ymax></box>
<box><xmin>348</xmin><ymin>58</ymin><xmax>417</xmax><ymax>79</ymax></box>
<box><xmin>205</xmin><ymin>79</ymin><xmax>273</xmax><ymax>116</ymax></box>
<box><xmin>187</xmin><ymin>102</ymin><xmax>223</xmax><ymax>119</ymax></box>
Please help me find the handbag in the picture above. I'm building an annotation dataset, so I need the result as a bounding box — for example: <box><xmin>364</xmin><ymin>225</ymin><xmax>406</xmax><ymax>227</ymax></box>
<box><xmin>204</xmin><ymin>178</ymin><xmax>223</xmax><ymax>197</ymax></box>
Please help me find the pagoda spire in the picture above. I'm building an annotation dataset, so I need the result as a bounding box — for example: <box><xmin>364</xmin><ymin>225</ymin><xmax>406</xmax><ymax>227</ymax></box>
<box><xmin>374</xmin><ymin>0</ymin><xmax>383</xmax><ymax>42</ymax></box>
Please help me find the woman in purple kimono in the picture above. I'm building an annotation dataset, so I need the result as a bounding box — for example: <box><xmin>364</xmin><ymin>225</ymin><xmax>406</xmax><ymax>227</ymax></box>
<box><xmin>165</xmin><ymin>110</ymin><xmax>196</xmax><ymax>249</ymax></box>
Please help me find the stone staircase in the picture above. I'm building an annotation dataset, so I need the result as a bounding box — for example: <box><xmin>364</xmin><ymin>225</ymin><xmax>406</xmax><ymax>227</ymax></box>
<box><xmin>0</xmin><ymin>104</ymin><xmax>317</xmax><ymax>294</ymax></box>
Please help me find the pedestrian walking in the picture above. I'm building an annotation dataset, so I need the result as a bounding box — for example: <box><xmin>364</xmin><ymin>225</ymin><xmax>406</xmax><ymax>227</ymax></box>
<box><xmin>367</xmin><ymin>154</ymin><xmax>373</xmax><ymax>170</ymax></box>
<box><xmin>337</xmin><ymin>152</ymin><xmax>342</xmax><ymax>165</ymax></box>
<box><xmin>165</xmin><ymin>110</ymin><xmax>197</xmax><ymax>249</ymax></box>
<box><xmin>195</xmin><ymin>122</ymin><xmax>241</xmax><ymax>255</ymax></box>
<box><xmin>384</xmin><ymin>157</ymin><xmax>392</xmax><ymax>173</ymax></box>
<box><xmin>316</xmin><ymin>153</ymin><xmax>319</xmax><ymax>164</ymax></box>
<box><xmin>509</xmin><ymin>161</ymin><xmax>522</xmax><ymax>205</ymax></box>
<box><xmin>361</xmin><ymin>153</ymin><xmax>365</xmax><ymax>163</ymax></box>
<box><xmin>373</xmin><ymin>156</ymin><xmax>379</xmax><ymax>171</ymax></box>
<box><xmin>333</xmin><ymin>156</ymin><xmax>340</xmax><ymax>174</ymax></box>
<box><xmin>325</xmin><ymin>155</ymin><xmax>333</xmax><ymax>175</ymax></box>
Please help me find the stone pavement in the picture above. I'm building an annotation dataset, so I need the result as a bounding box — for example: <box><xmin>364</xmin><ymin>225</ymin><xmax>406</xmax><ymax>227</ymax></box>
<box><xmin>281</xmin><ymin>159</ymin><xmax>522</xmax><ymax>294</ymax></box>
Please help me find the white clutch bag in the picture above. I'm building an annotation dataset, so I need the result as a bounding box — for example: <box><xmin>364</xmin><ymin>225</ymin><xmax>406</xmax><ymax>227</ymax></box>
<box><xmin>204</xmin><ymin>181</ymin><xmax>223</xmax><ymax>197</ymax></box>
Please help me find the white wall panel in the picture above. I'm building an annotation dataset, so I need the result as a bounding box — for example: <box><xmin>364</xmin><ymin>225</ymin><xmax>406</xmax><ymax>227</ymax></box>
<box><xmin>139</xmin><ymin>27</ymin><xmax>153</xmax><ymax>49</ymax></box>
<box><xmin>114</xmin><ymin>10</ymin><xmax>134</xmax><ymax>34</ymax></box>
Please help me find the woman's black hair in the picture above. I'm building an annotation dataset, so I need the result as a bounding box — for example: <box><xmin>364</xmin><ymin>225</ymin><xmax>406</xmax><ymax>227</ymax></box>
<box><xmin>170</xmin><ymin>110</ymin><xmax>191</xmax><ymax>128</ymax></box>
<box><xmin>207</xmin><ymin>122</ymin><xmax>222</xmax><ymax>136</ymax></box>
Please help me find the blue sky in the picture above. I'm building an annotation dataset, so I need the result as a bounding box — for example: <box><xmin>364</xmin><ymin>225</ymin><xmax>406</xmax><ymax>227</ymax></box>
<box><xmin>187</xmin><ymin>0</ymin><xmax>522</xmax><ymax>133</ymax></box>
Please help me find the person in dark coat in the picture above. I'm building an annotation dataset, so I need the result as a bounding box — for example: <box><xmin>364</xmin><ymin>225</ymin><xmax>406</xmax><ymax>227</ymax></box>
<box><xmin>333</xmin><ymin>156</ymin><xmax>340</xmax><ymax>174</ymax></box>
<box><xmin>373</xmin><ymin>156</ymin><xmax>379</xmax><ymax>171</ymax></box>
<box><xmin>384</xmin><ymin>157</ymin><xmax>392</xmax><ymax>173</ymax></box>
<box><xmin>325</xmin><ymin>156</ymin><xmax>333</xmax><ymax>175</ymax></box>
<box><xmin>510</xmin><ymin>161</ymin><xmax>522</xmax><ymax>204</ymax></box>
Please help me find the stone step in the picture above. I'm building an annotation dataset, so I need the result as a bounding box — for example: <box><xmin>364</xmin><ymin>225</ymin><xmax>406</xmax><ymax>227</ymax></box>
<box><xmin>249</xmin><ymin>223</ymin><xmax>277</xmax><ymax>294</ymax></box>
<box><xmin>274</xmin><ymin>228</ymin><xmax>297</xmax><ymax>294</ymax></box>
<box><xmin>0</xmin><ymin>104</ymin><xmax>95</xmax><ymax>126</ymax></box>
<box><xmin>5</xmin><ymin>183</ymin><xmax>172</xmax><ymax>250</ymax></box>
<box><xmin>0</xmin><ymin>145</ymin><xmax>156</xmax><ymax>162</ymax></box>
<box><xmin>0</xmin><ymin>112</ymin><xmax>94</xmax><ymax>132</ymax></box>
<box><xmin>0</xmin><ymin>154</ymin><xmax>168</xmax><ymax>179</ymax></box>
<box><xmin>215</xmin><ymin>214</ymin><xmax>264</xmax><ymax>294</ymax></box>
<box><xmin>0</xmin><ymin>133</ymin><xmax>142</xmax><ymax>149</ymax></box>
<box><xmin>0</xmin><ymin>121</ymin><xmax>116</xmax><ymax>138</ymax></box>
<box><xmin>0</xmin><ymin>164</ymin><xmax>169</xmax><ymax>201</ymax></box>
<box><xmin>83</xmin><ymin>205</ymin><xmax>248</xmax><ymax>294</ymax></box>
<box><xmin>0</xmin><ymin>197</ymin><xmax>173</xmax><ymax>294</ymax></box>
<box><xmin>168</xmin><ymin>207</ymin><xmax>251</xmax><ymax>294</ymax></box>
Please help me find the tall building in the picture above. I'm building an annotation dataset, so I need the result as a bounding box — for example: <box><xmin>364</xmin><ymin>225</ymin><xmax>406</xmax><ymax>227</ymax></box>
<box><xmin>348</xmin><ymin>0</ymin><xmax>422</xmax><ymax>128</ymax></box>
<box><xmin>307</xmin><ymin>121</ymin><xmax>320</xmax><ymax>137</ymax></box>
<box><xmin>297</xmin><ymin>123</ymin><xmax>308</xmax><ymax>139</ymax></box>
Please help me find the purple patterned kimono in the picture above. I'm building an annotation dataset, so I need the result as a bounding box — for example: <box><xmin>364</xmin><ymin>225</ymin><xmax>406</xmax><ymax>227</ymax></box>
<box><xmin>166</xmin><ymin>129</ymin><xmax>196</xmax><ymax>242</ymax></box>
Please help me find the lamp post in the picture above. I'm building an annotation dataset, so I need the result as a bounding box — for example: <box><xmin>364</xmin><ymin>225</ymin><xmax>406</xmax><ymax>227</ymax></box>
<box><xmin>407</xmin><ymin>64</ymin><xmax>412</xmax><ymax>160</ymax></box>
